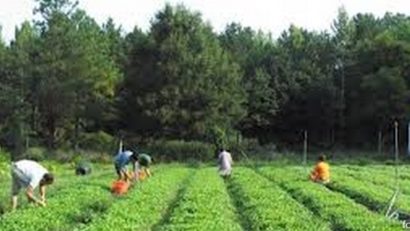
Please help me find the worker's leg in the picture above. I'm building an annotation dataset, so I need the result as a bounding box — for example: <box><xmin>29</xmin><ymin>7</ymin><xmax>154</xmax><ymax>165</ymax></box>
<box><xmin>133</xmin><ymin>162</ymin><xmax>141</xmax><ymax>181</ymax></box>
<box><xmin>115</xmin><ymin>164</ymin><xmax>122</xmax><ymax>180</ymax></box>
<box><xmin>124</xmin><ymin>170</ymin><xmax>134</xmax><ymax>182</ymax></box>
<box><xmin>219</xmin><ymin>169</ymin><xmax>229</xmax><ymax>179</ymax></box>
<box><xmin>119</xmin><ymin>170</ymin><xmax>126</xmax><ymax>181</ymax></box>
<box><xmin>320</xmin><ymin>179</ymin><xmax>330</xmax><ymax>185</ymax></box>
<box><xmin>226</xmin><ymin>169</ymin><xmax>232</xmax><ymax>179</ymax></box>
<box><xmin>223</xmin><ymin>172</ymin><xmax>231</xmax><ymax>180</ymax></box>
<box><xmin>145</xmin><ymin>168</ymin><xmax>151</xmax><ymax>177</ymax></box>
<box><xmin>310</xmin><ymin>173</ymin><xmax>321</xmax><ymax>182</ymax></box>
<box><xmin>10</xmin><ymin>173</ymin><xmax>21</xmax><ymax>210</ymax></box>
<box><xmin>11</xmin><ymin>195</ymin><xmax>18</xmax><ymax>210</ymax></box>
<box><xmin>115</xmin><ymin>164</ymin><xmax>128</xmax><ymax>181</ymax></box>
<box><xmin>119</xmin><ymin>166</ymin><xmax>130</xmax><ymax>181</ymax></box>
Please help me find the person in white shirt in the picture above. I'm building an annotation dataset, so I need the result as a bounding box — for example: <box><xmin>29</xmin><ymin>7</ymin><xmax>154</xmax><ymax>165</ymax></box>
<box><xmin>218</xmin><ymin>149</ymin><xmax>233</xmax><ymax>178</ymax></box>
<box><xmin>11</xmin><ymin>160</ymin><xmax>54</xmax><ymax>210</ymax></box>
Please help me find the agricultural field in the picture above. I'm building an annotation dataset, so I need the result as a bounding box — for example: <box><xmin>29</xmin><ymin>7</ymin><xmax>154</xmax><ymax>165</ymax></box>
<box><xmin>0</xmin><ymin>161</ymin><xmax>409</xmax><ymax>230</ymax></box>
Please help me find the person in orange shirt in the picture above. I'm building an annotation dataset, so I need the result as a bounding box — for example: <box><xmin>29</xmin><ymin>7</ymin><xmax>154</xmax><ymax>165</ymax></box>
<box><xmin>310</xmin><ymin>154</ymin><xmax>330</xmax><ymax>184</ymax></box>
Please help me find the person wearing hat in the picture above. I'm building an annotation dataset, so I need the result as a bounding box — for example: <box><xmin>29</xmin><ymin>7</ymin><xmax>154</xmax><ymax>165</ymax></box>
<box><xmin>75</xmin><ymin>161</ymin><xmax>92</xmax><ymax>176</ymax></box>
<box><xmin>134</xmin><ymin>153</ymin><xmax>152</xmax><ymax>181</ymax></box>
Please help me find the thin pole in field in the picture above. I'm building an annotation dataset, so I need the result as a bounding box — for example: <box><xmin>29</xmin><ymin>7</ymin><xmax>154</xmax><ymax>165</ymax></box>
<box><xmin>407</xmin><ymin>121</ymin><xmax>410</xmax><ymax>156</ymax></box>
<box><xmin>303</xmin><ymin>130</ymin><xmax>308</xmax><ymax>166</ymax></box>
<box><xmin>378</xmin><ymin>130</ymin><xmax>382</xmax><ymax>154</ymax></box>
<box><xmin>385</xmin><ymin>121</ymin><xmax>400</xmax><ymax>219</ymax></box>
<box><xmin>394</xmin><ymin>121</ymin><xmax>399</xmax><ymax>185</ymax></box>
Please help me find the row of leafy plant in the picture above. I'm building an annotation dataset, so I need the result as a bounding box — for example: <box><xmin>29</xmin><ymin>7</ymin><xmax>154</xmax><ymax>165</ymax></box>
<box><xmin>343</xmin><ymin>165</ymin><xmax>410</xmax><ymax>181</ymax></box>
<box><xmin>83</xmin><ymin>166</ymin><xmax>192</xmax><ymax>231</ymax></box>
<box><xmin>228</xmin><ymin>167</ymin><xmax>330</xmax><ymax>231</ymax></box>
<box><xmin>333</xmin><ymin>166</ymin><xmax>410</xmax><ymax>195</ymax></box>
<box><xmin>258</xmin><ymin>166</ymin><xmax>402</xmax><ymax>231</ymax></box>
<box><xmin>328</xmin><ymin>170</ymin><xmax>410</xmax><ymax>215</ymax></box>
<box><xmin>156</xmin><ymin>168</ymin><xmax>242</xmax><ymax>231</ymax></box>
<box><xmin>0</xmin><ymin>163</ymin><xmax>115</xmax><ymax>213</ymax></box>
<box><xmin>0</xmin><ymin>172</ymin><xmax>113</xmax><ymax>231</ymax></box>
<box><xmin>0</xmin><ymin>161</ymin><xmax>99</xmax><ymax>214</ymax></box>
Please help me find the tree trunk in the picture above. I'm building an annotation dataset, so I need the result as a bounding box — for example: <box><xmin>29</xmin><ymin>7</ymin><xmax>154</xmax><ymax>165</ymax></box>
<box><xmin>74</xmin><ymin>116</ymin><xmax>80</xmax><ymax>151</ymax></box>
<box><xmin>46</xmin><ymin>116</ymin><xmax>56</xmax><ymax>149</ymax></box>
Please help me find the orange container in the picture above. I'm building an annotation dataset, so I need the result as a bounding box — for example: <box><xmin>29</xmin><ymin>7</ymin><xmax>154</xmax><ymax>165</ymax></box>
<box><xmin>111</xmin><ymin>180</ymin><xmax>129</xmax><ymax>195</ymax></box>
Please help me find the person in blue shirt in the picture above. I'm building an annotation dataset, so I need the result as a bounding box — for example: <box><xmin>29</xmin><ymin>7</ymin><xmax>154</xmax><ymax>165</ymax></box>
<box><xmin>114</xmin><ymin>150</ymin><xmax>138</xmax><ymax>181</ymax></box>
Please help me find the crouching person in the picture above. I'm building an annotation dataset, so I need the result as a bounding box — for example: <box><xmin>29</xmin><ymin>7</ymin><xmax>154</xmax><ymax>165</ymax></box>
<box><xmin>310</xmin><ymin>154</ymin><xmax>330</xmax><ymax>184</ymax></box>
<box><xmin>135</xmin><ymin>153</ymin><xmax>152</xmax><ymax>181</ymax></box>
<box><xmin>11</xmin><ymin>160</ymin><xmax>54</xmax><ymax>210</ymax></box>
<box><xmin>75</xmin><ymin>161</ymin><xmax>92</xmax><ymax>176</ymax></box>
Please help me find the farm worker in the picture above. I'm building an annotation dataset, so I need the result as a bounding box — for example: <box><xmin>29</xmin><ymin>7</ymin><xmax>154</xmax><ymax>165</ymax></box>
<box><xmin>75</xmin><ymin>161</ymin><xmax>92</xmax><ymax>176</ymax></box>
<box><xmin>10</xmin><ymin>160</ymin><xmax>54</xmax><ymax>210</ymax></box>
<box><xmin>310</xmin><ymin>154</ymin><xmax>330</xmax><ymax>184</ymax></box>
<box><xmin>134</xmin><ymin>153</ymin><xmax>152</xmax><ymax>181</ymax></box>
<box><xmin>218</xmin><ymin>149</ymin><xmax>233</xmax><ymax>178</ymax></box>
<box><xmin>114</xmin><ymin>150</ymin><xmax>138</xmax><ymax>181</ymax></box>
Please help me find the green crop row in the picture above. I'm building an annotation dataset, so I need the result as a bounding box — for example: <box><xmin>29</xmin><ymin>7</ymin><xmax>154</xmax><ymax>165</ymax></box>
<box><xmin>0</xmin><ymin>164</ymin><xmax>169</xmax><ymax>230</ymax></box>
<box><xmin>0</xmin><ymin>162</ymin><xmax>166</xmax><ymax>213</ymax></box>
<box><xmin>329</xmin><ymin>172</ymin><xmax>410</xmax><ymax>214</ymax></box>
<box><xmin>156</xmin><ymin>168</ymin><xmax>242</xmax><ymax>231</ymax></box>
<box><xmin>267</xmin><ymin>165</ymin><xmax>410</xmax><ymax>216</ymax></box>
<box><xmin>228</xmin><ymin>167</ymin><xmax>330</xmax><ymax>231</ymax></box>
<box><xmin>343</xmin><ymin>165</ymin><xmax>410</xmax><ymax>180</ymax></box>
<box><xmin>0</xmin><ymin>165</ymin><xmax>113</xmax><ymax>214</ymax></box>
<box><xmin>333</xmin><ymin>166</ymin><xmax>410</xmax><ymax>195</ymax></box>
<box><xmin>259</xmin><ymin>167</ymin><xmax>402</xmax><ymax>231</ymax></box>
<box><xmin>82</xmin><ymin>166</ymin><xmax>192</xmax><ymax>231</ymax></box>
<box><xmin>0</xmin><ymin>162</ymin><xmax>83</xmax><ymax>213</ymax></box>
<box><xmin>0</xmin><ymin>174</ymin><xmax>113</xmax><ymax>231</ymax></box>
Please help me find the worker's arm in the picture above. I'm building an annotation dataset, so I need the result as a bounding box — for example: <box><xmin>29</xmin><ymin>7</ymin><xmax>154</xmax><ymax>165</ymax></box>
<box><xmin>133</xmin><ymin>162</ymin><xmax>141</xmax><ymax>181</ymax></box>
<box><xmin>310</xmin><ymin>164</ymin><xmax>320</xmax><ymax>179</ymax></box>
<box><xmin>132</xmin><ymin>161</ymin><xmax>137</xmax><ymax>173</ymax></box>
<box><xmin>11</xmin><ymin>195</ymin><xmax>18</xmax><ymax>210</ymax></box>
<box><xmin>26</xmin><ymin>187</ymin><xmax>46</xmax><ymax>207</ymax></box>
<box><xmin>39</xmin><ymin>185</ymin><xmax>46</xmax><ymax>203</ymax></box>
<box><xmin>145</xmin><ymin>168</ymin><xmax>151</xmax><ymax>177</ymax></box>
<box><xmin>124</xmin><ymin>170</ymin><xmax>134</xmax><ymax>182</ymax></box>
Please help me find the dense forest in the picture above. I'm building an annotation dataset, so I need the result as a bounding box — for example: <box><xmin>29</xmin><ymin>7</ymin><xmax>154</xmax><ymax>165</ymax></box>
<box><xmin>0</xmin><ymin>0</ymin><xmax>409</xmax><ymax>157</ymax></box>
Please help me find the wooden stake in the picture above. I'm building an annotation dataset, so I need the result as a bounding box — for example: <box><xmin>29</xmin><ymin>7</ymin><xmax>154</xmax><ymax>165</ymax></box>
<box><xmin>303</xmin><ymin>130</ymin><xmax>308</xmax><ymax>166</ymax></box>
<box><xmin>408</xmin><ymin>122</ymin><xmax>410</xmax><ymax>156</ymax></box>
<box><xmin>394</xmin><ymin>121</ymin><xmax>399</xmax><ymax>187</ymax></box>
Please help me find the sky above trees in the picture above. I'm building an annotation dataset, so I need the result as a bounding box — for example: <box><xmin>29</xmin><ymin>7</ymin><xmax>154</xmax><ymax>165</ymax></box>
<box><xmin>1</xmin><ymin>0</ymin><xmax>410</xmax><ymax>43</ymax></box>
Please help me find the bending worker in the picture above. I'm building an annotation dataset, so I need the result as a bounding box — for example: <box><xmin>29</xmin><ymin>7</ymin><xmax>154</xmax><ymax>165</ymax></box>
<box><xmin>218</xmin><ymin>148</ymin><xmax>233</xmax><ymax>178</ymax></box>
<box><xmin>11</xmin><ymin>160</ymin><xmax>54</xmax><ymax>210</ymax></box>
<box><xmin>114</xmin><ymin>149</ymin><xmax>152</xmax><ymax>181</ymax></box>
<box><xmin>310</xmin><ymin>154</ymin><xmax>330</xmax><ymax>184</ymax></box>
<box><xmin>135</xmin><ymin>153</ymin><xmax>152</xmax><ymax>180</ymax></box>
<box><xmin>114</xmin><ymin>149</ymin><xmax>138</xmax><ymax>181</ymax></box>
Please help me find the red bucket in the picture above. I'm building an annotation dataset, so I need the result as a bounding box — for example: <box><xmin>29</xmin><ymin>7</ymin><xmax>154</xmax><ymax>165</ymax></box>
<box><xmin>111</xmin><ymin>180</ymin><xmax>129</xmax><ymax>195</ymax></box>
